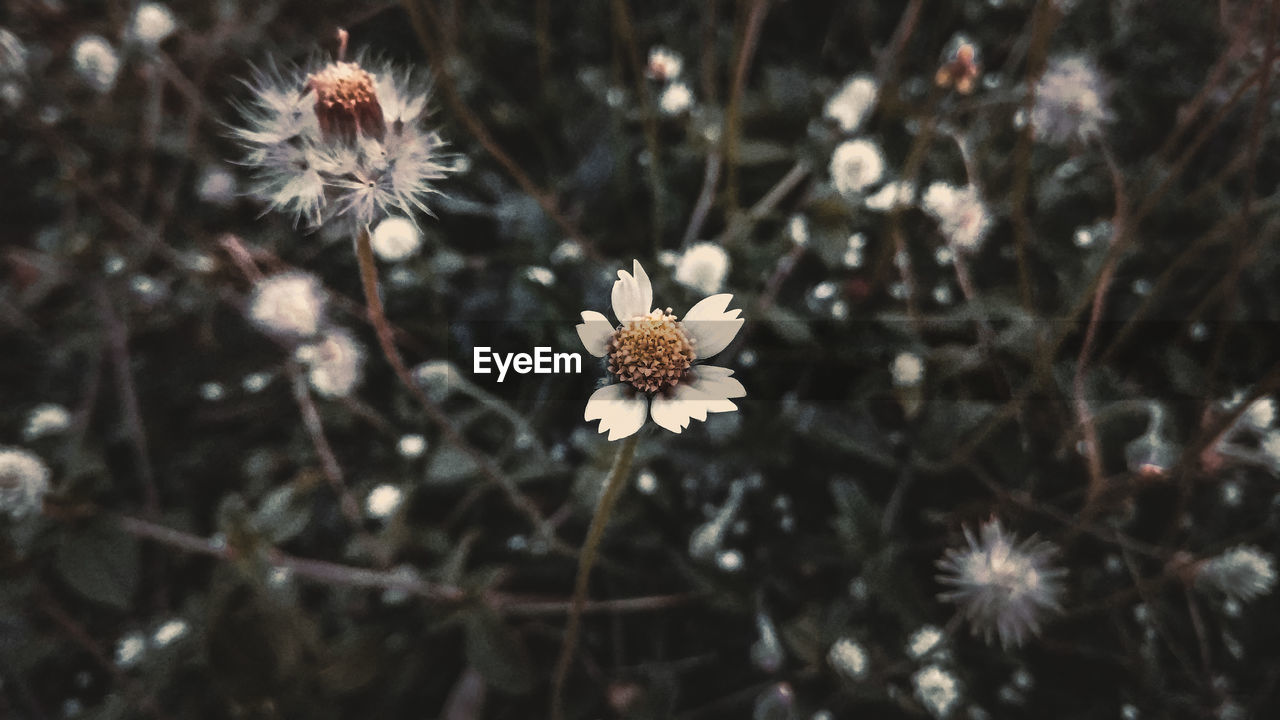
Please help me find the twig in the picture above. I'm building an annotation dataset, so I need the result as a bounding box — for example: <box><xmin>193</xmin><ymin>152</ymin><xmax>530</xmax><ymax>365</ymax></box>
<box><xmin>723</xmin><ymin>0</ymin><xmax>770</xmax><ymax>211</ymax></box>
<box><xmin>288</xmin><ymin>363</ymin><xmax>363</xmax><ymax>527</ymax></box>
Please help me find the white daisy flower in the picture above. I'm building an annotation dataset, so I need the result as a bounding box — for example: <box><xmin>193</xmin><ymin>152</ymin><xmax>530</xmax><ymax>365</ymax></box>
<box><xmin>830</xmin><ymin>138</ymin><xmax>885</xmax><ymax>196</ymax></box>
<box><xmin>824</xmin><ymin>74</ymin><xmax>878</xmax><ymax>133</ymax></box>
<box><xmin>0</xmin><ymin>447</ymin><xmax>51</xmax><ymax>519</ymax></box>
<box><xmin>577</xmin><ymin>260</ymin><xmax>746</xmax><ymax>440</ymax></box>
<box><xmin>1194</xmin><ymin>545</ymin><xmax>1276</xmax><ymax>603</ymax></box>
<box><xmin>1030</xmin><ymin>55</ymin><xmax>1112</xmax><ymax>145</ymax></box>
<box><xmin>937</xmin><ymin>518</ymin><xmax>1067</xmax><ymax>648</ymax></box>
<box><xmin>922</xmin><ymin>182</ymin><xmax>992</xmax><ymax>252</ymax></box>
<box><xmin>231</xmin><ymin>38</ymin><xmax>453</xmax><ymax>229</ymax></box>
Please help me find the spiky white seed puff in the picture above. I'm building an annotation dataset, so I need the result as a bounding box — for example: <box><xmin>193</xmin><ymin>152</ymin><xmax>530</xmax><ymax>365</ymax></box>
<box><xmin>231</xmin><ymin>49</ymin><xmax>454</xmax><ymax>229</ymax></box>
<box><xmin>577</xmin><ymin>260</ymin><xmax>746</xmax><ymax>440</ymax></box>
<box><xmin>937</xmin><ymin>518</ymin><xmax>1067</xmax><ymax>648</ymax></box>
<box><xmin>1030</xmin><ymin>55</ymin><xmax>1112</xmax><ymax>145</ymax></box>
<box><xmin>1194</xmin><ymin>545</ymin><xmax>1277</xmax><ymax>603</ymax></box>
<box><xmin>0</xmin><ymin>447</ymin><xmax>51</xmax><ymax>519</ymax></box>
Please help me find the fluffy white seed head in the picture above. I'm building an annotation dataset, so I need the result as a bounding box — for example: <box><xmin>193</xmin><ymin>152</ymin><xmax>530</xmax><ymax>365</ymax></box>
<box><xmin>371</xmin><ymin>216</ymin><xmax>423</xmax><ymax>261</ymax></box>
<box><xmin>824</xmin><ymin>74</ymin><xmax>878</xmax><ymax>133</ymax></box>
<box><xmin>1196</xmin><ymin>546</ymin><xmax>1277</xmax><ymax>603</ymax></box>
<box><xmin>248</xmin><ymin>272</ymin><xmax>326</xmax><ymax>341</ymax></box>
<box><xmin>937</xmin><ymin>519</ymin><xmax>1067</xmax><ymax>648</ymax></box>
<box><xmin>297</xmin><ymin>329</ymin><xmax>364</xmax><ymax>398</ymax></box>
<box><xmin>674</xmin><ymin>242</ymin><xmax>730</xmax><ymax>295</ymax></box>
<box><xmin>1030</xmin><ymin>55</ymin><xmax>1112</xmax><ymax>145</ymax></box>
<box><xmin>923</xmin><ymin>182</ymin><xmax>992</xmax><ymax>252</ymax></box>
<box><xmin>913</xmin><ymin>664</ymin><xmax>961</xmax><ymax>718</ymax></box>
<box><xmin>72</xmin><ymin>34</ymin><xmax>119</xmax><ymax>93</ymax></box>
<box><xmin>232</xmin><ymin>56</ymin><xmax>453</xmax><ymax>228</ymax></box>
<box><xmin>129</xmin><ymin>3</ymin><xmax>177</xmax><ymax>47</ymax></box>
<box><xmin>830</xmin><ymin>138</ymin><xmax>885</xmax><ymax>196</ymax></box>
<box><xmin>0</xmin><ymin>447</ymin><xmax>51</xmax><ymax>519</ymax></box>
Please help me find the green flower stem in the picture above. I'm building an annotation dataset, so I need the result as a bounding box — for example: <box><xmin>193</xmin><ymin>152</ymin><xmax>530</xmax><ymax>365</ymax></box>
<box><xmin>550</xmin><ymin>433</ymin><xmax>640</xmax><ymax>720</ymax></box>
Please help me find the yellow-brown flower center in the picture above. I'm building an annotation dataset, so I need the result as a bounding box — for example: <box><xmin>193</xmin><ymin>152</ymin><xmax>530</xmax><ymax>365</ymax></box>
<box><xmin>307</xmin><ymin>61</ymin><xmax>387</xmax><ymax>144</ymax></box>
<box><xmin>607</xmin><ymin>310</ymin><xmax>697</xmax><ymax>394</ymax></box>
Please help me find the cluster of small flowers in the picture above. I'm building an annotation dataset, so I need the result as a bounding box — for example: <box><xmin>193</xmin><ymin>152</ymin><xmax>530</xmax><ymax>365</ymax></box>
<box><xmin>922</xmin><ymin>181</ymin><xmax>992</xmax><ymax>254</ymax></box>
<box><xmin>245</xmin><ymin>272</ymin><xmax>364</xmax><ymax>398</ymax></box>
<box><xmin>824</xmin><ymin>74</ymin><xmax>885</xmax><ymax>197</ymax></box>
<box><xmin>647</xmin><ymin>46</ymin><xmax>694</xmax><ymax>116</ymax></box>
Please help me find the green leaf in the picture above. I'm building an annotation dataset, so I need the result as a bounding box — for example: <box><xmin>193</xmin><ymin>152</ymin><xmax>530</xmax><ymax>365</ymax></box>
<box><xmin>55</xmin><ymin>519</ymin><xmax>140</xmax><ymax>610</ymax></box>
<box><xmin>462</xmin><ymin>610</ymin><xmax>533</xmax><ymax>694</ymax></box>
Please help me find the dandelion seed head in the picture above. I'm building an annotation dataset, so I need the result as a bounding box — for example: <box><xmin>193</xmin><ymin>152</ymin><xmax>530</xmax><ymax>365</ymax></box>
<box><xmin>937</xmin><ymin>518</ymin><xmax>1067</xmax><ymax>648</ymax></box>
<box><xmin>0</xmin><ymin>447</ymin><xmax>51</xmax><ymax>519</ymax></box>
<box><xmin>913</xmin><ymin>664</ymin><xmax>961</xmax><ymax>718</ymax></box>
<box><xmin>129</xmin><ymin>3</ymin><xmax>177</xmax><ymax>47</ymax></box>
<box><xmin>365</xmin><ymin>483</ymin><xmax>403</xmax><ymax>519</ymax></box>
<box><xmin>1196</xmin><ymin>545</ymin><xmax>1276</xmax><ymax>603</ymax></box>
<box><xmin>298</xmin><ymin>329</ymin><xmax>364</xmax><ymax>398</ymax></box>
<box><xmin>830</xmin><ymin>138</ymin><xmax>885</xmax><ymax>195</ymax></box>
<box><xmin>232</xmin><ymin>51</ymin><xmax>453</xmax><ymax>228</ymax></box>
<box><xmin>371</xmin><ymin>216</ymin><xmax>422</xmax><ymax>261</ymax></box>
<box><xmin>72</xmin><ymin>35</ymin><xmax>119</xmax><ymax>93</ymax></box>
<box><xmin>1030</xmin><ymin>55</ymin><xmax>1112</xmax><ymax>145</ymax></box>
<box><xmin>248</xmin><ymin>272</ymin><xmax>326</xmax><ymax>341</ymax></box>
<box><xmin>659</xmin><ymin>81</ymin><xmax>694</xmax><ymax>116</ymax></box>
<box><xmin>824</xmin><ymin>74</ymin><xmax>878</xmax><ymax>133</ymax></box>
<box><xmin>24</xmin><ymin>403</ymin><xmax>72</xmax><ymax>441</ymax></box>
<box><xmin>828</xmin><ymin>637</ymin><xmax>869</xmax><ymax>680</ymax></box>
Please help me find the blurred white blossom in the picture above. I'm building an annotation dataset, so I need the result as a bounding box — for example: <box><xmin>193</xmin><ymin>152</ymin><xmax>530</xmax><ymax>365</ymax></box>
<box><xmin>24</xmin><ymin>403</ymin><xmax>71</xmax><ymax>441</ymax></box>
<box><xmin>371</xmin><ymin>216</ymin><xmax>423</xmax><ymax>261</ymax></box>
<box><xmin>913</xmin><ymin>664</ymin><xmax>961</xmax><ymax>718</ymax></box>
<box><xmin>923</xmin><ymin>182</ymin><xmax>992</xmax><ymax>252</ymax></box>
<box><xmin>0</xmin><ymin>447</ymin><xmax>51</xmax><ymax>519</ymax></box>
<box><xmin>365</xmin><ymin>483</ymin><xmax>403</xmax><ymax>519</ymax></box>
<box><xmin>830</xmin><ymin>138</ymin><xmax>885</xmax><ymax>195</ymax></box>
<box><xmin>824</xmin><ymin>74</ymin><xmax>878</xmax><ymax>133</ymax></box>
<box><xmin>674</xmin><ymin>241</ymin><xmax>730</xmax><ymax>295</ymax></box>
<box><xmin>646</xmin><ymin>46</ymin><xmax>683</xmax><ymax>82</ymax></box>
<box><xmin>827</xmin><ymin>637</ymin><xmax>868</xmax><ymax>680</ymax></box>
<box><xmin>865</xmin><ymin>180</ymin><xmax>916</xmax><ymax>211</ymax></box>
<box><xmin>72</xmin><ymin>35</ymin><xmax>119</xmax><ymax>93</ymax></box>
<box><xmin>248</xmin><ymin>272</ymin><xmax>326</xmax><ymax>341</ymax></box>
<box><xmin>892</xmin><ymin>352</ymin><xmax>924</xmax><ymax>388</ymax></box>
<box><xmin>297</xmin><ymin>329</ymin><xmax>364</xmax><ymax>398</ymax></box>
<box><xmin>659</xmin><ymin>81</ymin><xmax>694</xmax><ymax>116</ymax></box>
<box><xmin>129</xmin><ymin>3</ymin><xmax>177</xmax><ymax>47</ymax></box>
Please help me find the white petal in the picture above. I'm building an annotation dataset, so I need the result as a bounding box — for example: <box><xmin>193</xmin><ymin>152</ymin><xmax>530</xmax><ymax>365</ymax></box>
<box><xmin>689</xmin><ymin>366</ymin><xmax>747</xmax><ymax>400</ymax></box>
<box><xmin>683</xmin><ymin>294</ymin><xmax>744</xmax><ymax>358</ymax></box>
<box><xmin>576</xmin><ymin>310</ymin><xmax>614</xmax><ymax>357</ymax></box>
<box><xmin>584</xmin><ymin>384</ymin><xmax>649</xmax><ymax>441</ymax></box>
<box><xmin>610</xmin><ymin>259</ymin><xmax>653</xmax><ymax>321</ymax></box>
<box><xmin>649</xmin><ymin>384</ymin><xmax>712</xmax><ymax>433</ymax></box>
